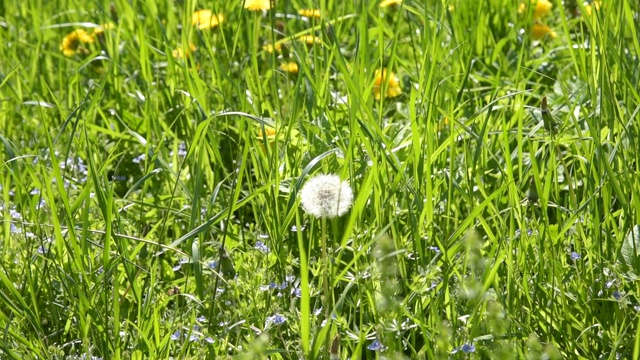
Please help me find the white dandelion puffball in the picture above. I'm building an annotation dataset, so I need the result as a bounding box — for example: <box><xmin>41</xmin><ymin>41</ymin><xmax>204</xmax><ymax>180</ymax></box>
<box><xmin>299</xmin><ymin>174</ymin><xmax>354</xmax><ymax>219</ymax></box>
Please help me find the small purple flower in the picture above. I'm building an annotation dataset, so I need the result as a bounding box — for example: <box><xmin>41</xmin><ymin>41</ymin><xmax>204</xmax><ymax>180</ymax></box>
<box><xmin>189</xmin><ymin>334</ymin><xmax>199</xmax><ymax>342</ymax></box>
<box><xmin>132</xmin><ymin>153</ymin><xmax>146</xmax><ymax>164</ymax></box>
<box><xmin>196</xmin><ymin>315</ymin><xmax>206</xmax><ymax>323</ymax></box>
<box><xmin>170</xmin><ymin>142</ymin><xmax>188</xmax><ymax>158</ymax></box>
<box><xmin>265</xmin><ymin>313</ymin><xmax>286</xmax><ymax>327</ymax></box>
<box><xmin>173</xmin><ymin>258</ymin><xmax>188</xmax><ymax>271</ymax></box>
<box><xmin>292</xmin><ymin>287</ymin><xmax>301</xmax><ymax>298</ymax></box>
<box><xmin>451</xmin><ymin>343</ymin><xmax>476</xmax><ymax>354</ymax></box>
<box><xmin>208</xmin><ymin>261</ymin><xmax>218</xmax><ymax>270</ymax></box>
<box><xmin>35</xmin><ymin>198</ymin><xmax>46</xmax><ymax>210</ymax></box>
<box><xmin>30</xmin><ymin>188</ymin><xmax>40</xmax><ymax>195</ymax></box>
<box><xmin>204</xmin><ymin>337</ymin><xmax>214</xmax><ymax>344</ymax></box>
<box><xmin>461</xmin><ymin>343</ymin><xmax>476</xmax><ymax>353</ymax></box>
<box><xmin>255</xmin><ymin>241</ymin><xmax>270</xmax><ymax>253</ymax></box>
<box><xmin>10</xmin><ymin>223</ymin><xmax>21</xmax><ymax>234</ymax></box>
<box><xmin>613</xmin><ymin>291</ymin><xmax>622</xmax><ymax>301</ymax></box>
<box><xmin>170</xmin><ymin>331</ymin><xmax>181</xmax><ymax>341</ymax></box>
<box><xmin>428</xmin><ymin>246</ymin><xmax>441</xmax><ymax>253</ymax></box>
<box><xmin>570</xmin><ymin>252</ymin><xmax>581</xmax><ymax>261</ymax></box>
<box><xmin>367</xmin><ymin>340</ymin><xmax>387</xmax><ymax>351</ymax></box>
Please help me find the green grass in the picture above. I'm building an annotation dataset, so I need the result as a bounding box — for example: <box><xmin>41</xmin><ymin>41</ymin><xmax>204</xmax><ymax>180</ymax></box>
<box><xmin>1</xmin><ymin>0</ymin><xmax>640</xmax><ymax>358</ymax></box>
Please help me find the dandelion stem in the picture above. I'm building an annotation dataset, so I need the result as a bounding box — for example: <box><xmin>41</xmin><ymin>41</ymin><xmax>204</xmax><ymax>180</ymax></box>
<box><xmin>321</xmin><ymin>217</ymin><xmax>331</xmax><ymax>319</ymax></box>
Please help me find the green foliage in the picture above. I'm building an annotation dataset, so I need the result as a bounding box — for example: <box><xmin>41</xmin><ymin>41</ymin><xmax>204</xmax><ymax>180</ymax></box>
<box><xmin>1</xmin><ymin>0</ymin><xmax>640</xmax><ymax>358</ymax></box>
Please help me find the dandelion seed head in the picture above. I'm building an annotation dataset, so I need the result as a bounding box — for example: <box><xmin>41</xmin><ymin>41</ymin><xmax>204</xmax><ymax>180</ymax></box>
<box><xmin>299</xmin><ymin>174</ymin><xmax>353</xmax><ymax>218</ymax></box>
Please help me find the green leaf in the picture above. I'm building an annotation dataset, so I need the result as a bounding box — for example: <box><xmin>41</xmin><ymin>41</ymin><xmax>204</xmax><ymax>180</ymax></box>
<box><xmin>620</xmin><ymin>225</ymin><xmax>640</xmax><ymax>280</ymax></box>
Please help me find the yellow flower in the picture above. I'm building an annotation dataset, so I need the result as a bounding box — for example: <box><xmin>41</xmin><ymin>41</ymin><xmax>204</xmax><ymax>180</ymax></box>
<box><xmin>518</xmin><ymin>0</ymin><xmax>553</xmax><ymax>19</ymax></box>
<box><xmin>298</xmin><ymin>9</ymin><xmax>321</xmax><ymax>18</ymax></box>
<box><xmin>172</xmin><ymin>43</ymin><xmax>197</xmax><ymax>59</ymax></box>
<box><xmin>92</xmin><ymin>23</ymin><xmax>115</xmax><ymax>40</ymax></box>
<box><xmin>298</xmin><ymin>35</ymin><xmax>322</xmax><ymax>45</ymax></box>
<box><xmin>280</xmin><ymin>62</ymin><xmax>299</xmax><ymax>74</ymax></box>
<box><xmin>263</xmin><ymin>42</ymin><xmax>285</xmax><ymax>53</ymax></box>
<box><xmin>373</xmin><ymin>69</ymin><xmax>402</xmax><ymax>100</ymax></box>
<box><xmin>584</xmin><ymin>1</ymin><xmax>601</xmax><ymax>16</ymax></box>
<box><xmin>259</xmin><ymin>126</ymin><xmax>277</xmax><ymax>137</ymax></box>
<box><xmin>244</xmin><ymin>0</ymin><xmax>271</xmax><ymax>11</ymax></box>
<box><xmin>60</xmin><ymin>29</ymin><xmax>94</xmax><ymax>57</ymax></box>
<box><xmin>380</xmin><ymin>0</ymin><xmax>402</xmax><ymax>7</ymax></box>
<box><xmin>531</xmin><ymin>23</ymin><xmax>557</xmax><ymax>40</ymax></box>
<box><xmin>192</xmin><ymin>10</ymin><xmax>224</xmax><ymax>30</ymax></box>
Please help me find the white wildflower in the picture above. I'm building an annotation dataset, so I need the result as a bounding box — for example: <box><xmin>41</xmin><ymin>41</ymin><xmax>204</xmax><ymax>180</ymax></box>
<box><xmin>299</xmin><ymin>174</ymin><xmax>354</xmax><ymax>218</ymax></box>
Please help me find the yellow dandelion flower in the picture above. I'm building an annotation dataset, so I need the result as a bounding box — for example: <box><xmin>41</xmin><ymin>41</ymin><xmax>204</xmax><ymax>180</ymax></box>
<box><xmin>584</xmin><ymin>1</ymin><xmax>601</xmax><ymax>16</ymax></box>
<box><xmin>373</xmin><ymin>69</ymin><xmax>402</xmax><ymax>100</ymax></box>
<box><xmin>263</xmin><ymin>42</ymin><xmax>284</xmax><ymax>53</ymax></box>
<box><xmin>259</xmin><ymin>126</ymin><xmax>277</xmax><ymax>137</ymax></box>
<box><xmin>60</xmin><ymin>29</ymin><xmax>94</xmax><ymax>57</ymax></box>
<box><xmin>298</xmin><ymin>35</ymin><xmax>322</xmax><ymax>45</ymax></box>
<box><xmin>92</xmin><ymin>23</ymin><xmax>115</xmax><ymax>40</ymax></box>
<box><xmin>280</xmin><ymin>62</ymin><xmax>299</xmax><ymax>73</ymax></box>
<box><xmin>172</xmin><ymin>43</ymin><xmax>197</xmax><ymax>59</ymax></box>
<box><xmin>518</xmin><ymin>0</ymin><xmax>553</xmax><ymax>19</ymax></box>
<box><xmin>531</xmin><ymin>23</ymin><xmax>557</xmax><ymax>40</ymax></box>
<box><xmin>257</xmin><ymin>126</ymin><xmax>278</xmax><ymax>151</ymax></box>
<box><xmin>380</xmin><ymin>0</ymin><xmax>402</xmax><ymax>7</ymax></box>
<box><xmin>244</xmin><ymin>0</ymin><xmax>271</xmax><ymax>11</ymax></box>
<box><xmin>192</xmin><ymin>10</ymin><xmax>224</xmax><ymax>30</ymax></box>
<box><xmin>298</xmin><ymin>9</ymin><xmax>321</xmax><ymax>18</ymax></box>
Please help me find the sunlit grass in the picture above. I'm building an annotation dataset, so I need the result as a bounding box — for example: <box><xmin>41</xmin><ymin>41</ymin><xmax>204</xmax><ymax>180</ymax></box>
<box><xmin>1</xmin><ymin>0</ymin><xmax>640</xmax><ymax>359</ymax></box>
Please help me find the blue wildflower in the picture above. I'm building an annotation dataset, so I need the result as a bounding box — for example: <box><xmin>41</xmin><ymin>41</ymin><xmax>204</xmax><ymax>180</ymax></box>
<box><xmin>10</xmin><ymin>223</ymin><xmax>21</xmax><ymax>234</ymax></box>
<box><xmin>292</xmin><ymin>287</ymin><xmax>301</xmax><ymax>298</ymax></box>
<box><xmin>189</xmin><ymin>334</ymin><xmax>199</xmax><ymax>342</ymax></box>
<box><xmin>255</xmin><ymin>241</ymin><xmax>269</xmax><ymax>253</ymax></box>
<box><xmin>613</xmin><ymin>291</ymin><xmax>622</xmax><ymax>301</ymax></box>
<box><xmin>452</xmin><ymin>343</ymin><xmax>476</xmax><ymax>354</ymax></box>
<box><xmin>428</xmin><ymin>246</ymin><xmax>441</xmax><ymax>253</ymax></box>
<box><xmin>367</xmin><ymin>340</ymin><xmax>387</xmax><ymax>351</ymax></box>
<box><xmin>204</xmin><ymin>337</ymin><xmax>214</xmax><ymax>344</ymax></box>
<box><xmin>265</xmin><ymin>314</ymin><xmax>286</xmax><ymax>327</ymax></box>
<box><xmin>132</xmin><ymin>153</ymin><xmax>146</xmax><ymax>164</ymax></box>
<box><xmin>461</xmin><ymin>343</ymin><xmax>476</xmax><ymax>353</ymax></box>
<box><xmin>170</xmin><ymin>331</ymin><xmax>181</xmax><ymax>341</ymax></box>
<box><xmin>570</xmin><ymin>252</ymin><xmax>581</xmax><ymax>261</ymax></box>
<box><xmin>196</xmin><ymin>315</ymin><xmax>206</xmax><ymax>323</ymax></box>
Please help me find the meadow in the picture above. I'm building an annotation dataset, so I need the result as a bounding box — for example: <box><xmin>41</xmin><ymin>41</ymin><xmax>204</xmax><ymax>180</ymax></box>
<box><xmin>1</xmin><ymin>0</ymin><xmax>640</xmax><ymax>358</ymax></box>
